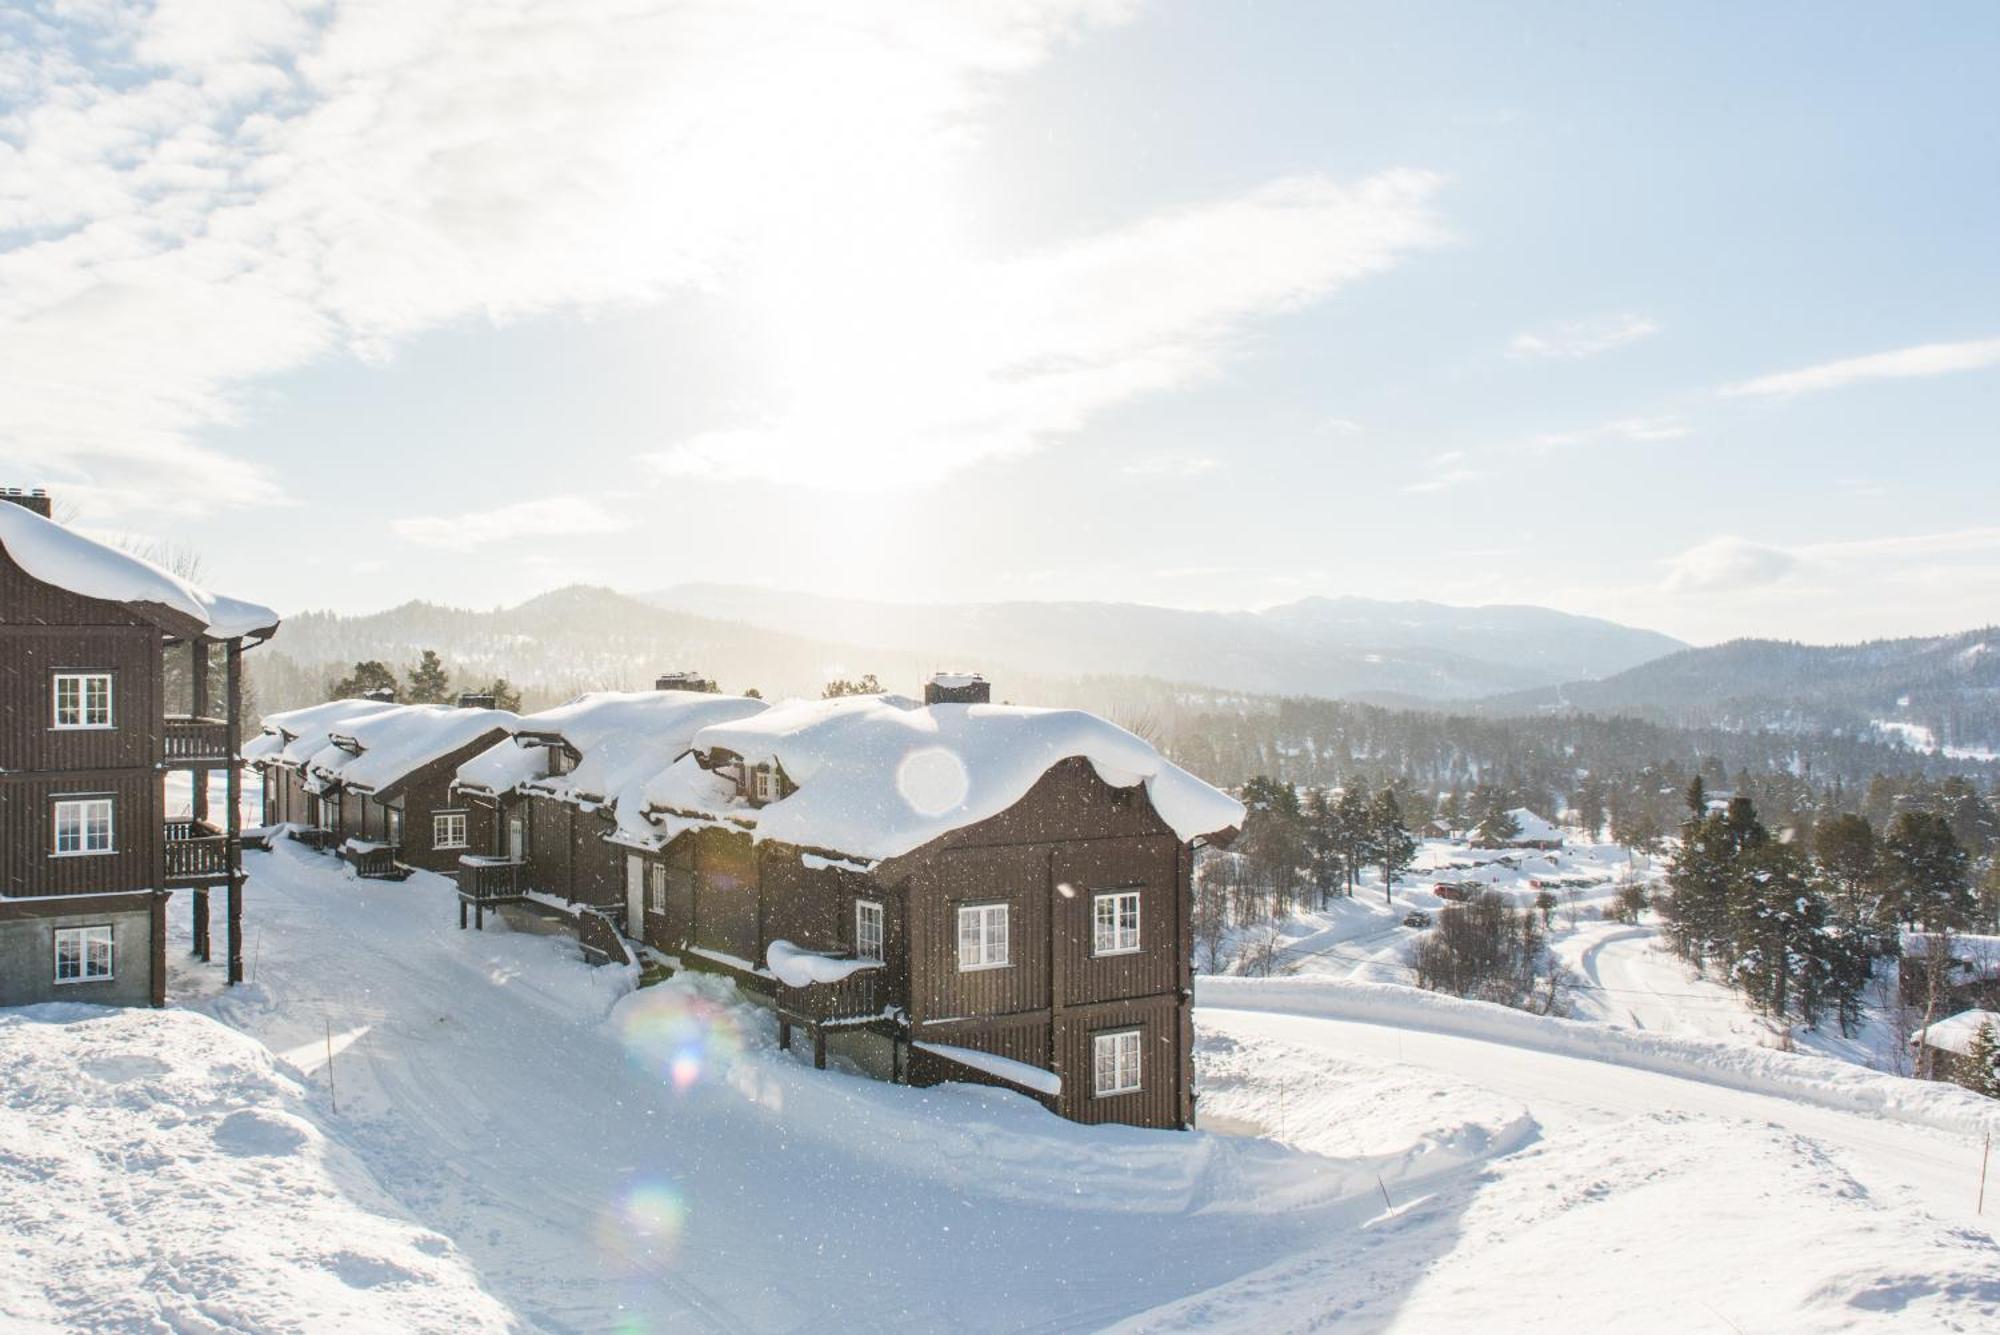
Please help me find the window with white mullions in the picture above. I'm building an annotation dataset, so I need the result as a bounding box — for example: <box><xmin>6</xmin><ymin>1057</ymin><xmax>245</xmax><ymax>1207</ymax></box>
<box><xmin>1092</xmin><ymin>890</ymin><xmax>1141</xmax><ymax>955</ymax></box>
<box><xmin>54</xmin><ymin>925</ymin><xmax>114</xmax><ymax>983</ymax></box>
<box><xmin>956</xmin><ymin>902</ymin><xmax>1009</xmax><ymax>970</ymax></box>
<box><xmin>855</xmin><ymin>899</ymin><xmax>884</xmax><ymax>962</ymax></box>
<box><xmin>647</xmin><ymin>862</ymin><xmax>668</xmax><ymax>916</ymax></box>
<box><xmin>52</xmin><ymin>672</ymin><xmax>113</xmax><ymax>729</ymax></box>
<box><xmin>1092</xmin><ymin>1028</ymin><xmax>1142</xmax><ymax>1097</ymax></box>
<box><xmin>53</xmin><ymin>798</ymin><xmax>114</xmax><ymax>856</ymax></box>
<box><xmin>433</xmin><ymin>811</ymin><xmax>468</xmax><ymax>850</ymax></box>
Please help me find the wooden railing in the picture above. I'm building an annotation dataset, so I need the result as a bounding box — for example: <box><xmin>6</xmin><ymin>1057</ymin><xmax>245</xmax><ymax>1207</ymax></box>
<box><xmin>777</xmin><ymin>965</ymin><xmax>888</xmax><ymax>1025</ymax></box>
<box><xmin>164</xmin><ymin>822</ymin><xmax>232</xmax><ymax>881</ymax></box>
<box><xmin>164</xmin><ymin>716</ymin><xmax>232</xmax><ymax>762</ymax></box>
<box><xmin>457</xmin><ymin>856</ymin><xmax>524</xmax><ymax>901</ymax></box>
<box><xmin>339</xmin><ymin>841</ymin><xmax>405</xmax><ymax>880</ymax></box>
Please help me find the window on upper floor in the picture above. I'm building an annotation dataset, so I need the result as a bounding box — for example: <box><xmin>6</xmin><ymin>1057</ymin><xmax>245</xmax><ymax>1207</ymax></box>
<box><xmin>647</xmin><ymin>861</ymin><xmax>668</xmax><ymax>916</ymax></box>
<box><xmin>749</xmin><ymin>762</ymin><xmax>783</xmax><ymax>804</ymax></box>
<box><xmin>52</xmin><ymin>672</ymin><xmax>113</xmax><ymax>730</ymax></box>
<box><xmin>53</xmin><ymin>797</ymin><xmax>114</xmax><ymax>856</ymax></box>
<box><xmin>1092</xmin><ymin>890</ymin><xmax>1142</xmax><ymax>956</ymax></box>
<box><xmin>1092</xmin><ymin>1028</ymin><xmax>1142</xmax><ymax>1097</ymax></box>
<box><xmin>54</xmin><ymin>925</ymin><xmax>114</xmax><ymax>983</ymax></box>
<box><xmin>956</xmin><ymin>902</ymin><xmax>1009</xmax><ymax>971</ymax></box>
<box><xmin>433</xmin><ymin>810</ymin><xmax>468</xmax><ymax>850</ymax></box>
<box><xmin>856</xmin><ymin>899</ymin><xmax>885</xmax><ymax>962</ymax></box>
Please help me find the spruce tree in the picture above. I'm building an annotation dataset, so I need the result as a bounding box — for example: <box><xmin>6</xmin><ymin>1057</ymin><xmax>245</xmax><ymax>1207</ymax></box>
<box><xmin>1335</xmin><ymin>785</ymin><xmax>1372</xmax><ymax>897</ymax></box>
<box><xmin>1963</xmin><ymin>1020</ymin><xmax>2000</xmax><ymax>1099</ymax></box>
<box><xmin>329</xmin><ymin>660</ymin><xmax>397</xmax><ymax>701</ymax></box>
<box><xmin>1879</xmin><ymin>811</ymin><xmax>1973</xmax><ymax>931</ymax></box>
<box><xmin>1371</xmin><ymin>789</ymin><xmax>1416</xmax><ymax>905</ymax></box>
<box><xmin>404</xmin><ymin>649</ymin><xmax>453</xmax><ymax>705</ymax></box>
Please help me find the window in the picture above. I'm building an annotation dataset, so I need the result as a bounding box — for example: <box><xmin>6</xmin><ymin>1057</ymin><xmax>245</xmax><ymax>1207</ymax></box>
<box><xmin>1093</xmin><ymin>1029</ymin><xmax>1142</xmax><ymax>1097</ymax></box>
<box><xmin>433</xmin><ymin>811</ymin><xmax>468</xmax><ymax>850</ymax></box>
<box><xmin>855</xmin><ymin>899</ymin><xmax>884</xmax><ymax>962</ymax></box>
<box><xmin>52</xmin><ymin>673</ymin><xmax>114</xmax><ymax>729</ymax></box>
<box><xmin>750</xmin><ymin>763</ymin><xmax>783</xmax><ymax>804</ymax></box>
<box><xmin>549</xmin><ymin>747</ymin><xmax>575</xmax><ymax>776</ymax></box>
<box><xmin>384</xmin><ymin>806</ymin><xmax>404</xmax><ymax>848</ymax></box>
<box><xmin>54</xmin><ymin>925</ymin><xmax>114</xmax><ymax>983</ymax></box>
<box><xmin>956</xmin><ymin>903</ymin><xmax>1009</xmax><ymax>970</ymax></box>
<box><xmin>53</xmin><ymin>798</ymin><xmax>114</xmax><ymax>856</ymax></box>
<box><xmin>647</xmin><ymin>862</ymin><xmax>668</xmax><ymax>916</ymax></box>
<box><xmin>1092</xmin><ymin>890</ymin><xmax>1142</xmax><ymax>956</ymax></box>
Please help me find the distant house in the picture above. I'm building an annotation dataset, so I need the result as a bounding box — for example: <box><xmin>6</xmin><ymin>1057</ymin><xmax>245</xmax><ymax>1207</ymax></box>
<box><xmin>0</xmin><ymin>488</ymin><xmax>279</xmax><ymax>1006</ymax></box>
<box><xmin>1472</xmin><ymin>807</ymin><xmax>1565</xmax><ymax>851</ymax></box>
<box><xmin>1911</xmin><ymin>1009</ymin><xmax>2000</xmax><ymax>1089</ymax></box>
<box><xmin>1897</xmin><ymin>932</ymin><xmax>2000</xmax><ymax>1013</ymax></box>
<box><xmin>454</xmin><ymin>672</ymin><xmax>1243</xmax><ymax>1129</ymax></box>
<box><xmin>247</xmin><ymin>701</ymin><xmax>516</xmax><ymax>877</ymax></box>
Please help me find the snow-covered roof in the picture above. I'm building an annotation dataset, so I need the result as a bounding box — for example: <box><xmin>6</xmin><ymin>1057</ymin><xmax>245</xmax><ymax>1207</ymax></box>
<box><xmin>1500</xmin><ymin>808</ymin><xmax>1564</xmax><ymax>844</ymax></box>
<box><xmin>250</xmin><ymin>698</ymin><xmax>403</xmax><ymax>767</ymax></box>
<box><xmin>1913</xmin><ymin>1010</ymin><xmax>2000</xmax><ymax>1058</ymax></box>
<box><xmin>459</xmin><ymin>691</ymin><xmax>771</xmax><ymax>805</ymax></box>
<box><xmin>642</xmin><ymin>693</ymin><xmax>1245</xmax><ymax>862</ymax></box>
<box><xmin>0</xmin><ymin>500</ymin><xmax>279</xmax><ymax>638</ymax></box>
<box><xmin>306</xmin><ymin>704</ymin><xmax>518</xmax><ymax>795</ymax></box>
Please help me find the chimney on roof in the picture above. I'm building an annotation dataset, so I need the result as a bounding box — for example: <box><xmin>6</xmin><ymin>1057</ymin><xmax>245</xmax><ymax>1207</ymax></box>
<box><xmin>456</xmin><ymin>692</ymin><xmax>497</xmax><ymax>709</ymax></box>
<box><xmin>923</xmin><ymin>671</ymin><xmax>990</xmax><ymax>706</ymax></box>
<box><xmin>655</xmin><ymin>671</ymin><xmax>718</xmax><ymax>693</ymax></box>
<box><xmin>1</xmin><ymin>487</ymin><xmax>52</xmax><ymax>519</ymax></box>
<box><xmin>361</xmin><ymin>686</ymin><xmax>396</xmax><ymax>703</ymax></box>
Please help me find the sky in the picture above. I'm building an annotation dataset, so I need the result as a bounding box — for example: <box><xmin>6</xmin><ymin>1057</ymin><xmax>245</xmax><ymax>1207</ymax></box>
<box><xmin>4</xmin><ymin>0</ymin><xmax>1997</xmax><ymax>647</ymax></box>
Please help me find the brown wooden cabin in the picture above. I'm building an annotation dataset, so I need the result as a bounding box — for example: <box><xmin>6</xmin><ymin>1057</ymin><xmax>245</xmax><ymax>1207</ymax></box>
<box><xmin>0</xmin><ymin>488</ymin><xmax>278</xmax><ymax>1005</ymax></box>
<box><xmin>250</xmin><ymin>701</ymin><xmax>513</xmax><ymax>878</ymax></box>
<box><xmin>460</xmin><ymin>674</ymin><xmax>1242</xmax><ymax>1130</ymax></box>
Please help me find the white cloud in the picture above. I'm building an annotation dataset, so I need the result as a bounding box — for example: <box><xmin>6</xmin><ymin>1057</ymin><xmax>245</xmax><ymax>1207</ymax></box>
<box><xmin>1723</xmin><ymin>336</ymin><xmax>2000</xmax><ymax>398</ymax></box>
<box><xmin>392</xmin><ymin>496</ymin><xmax>628</xmax><ymax>552</ymax></box>
<box><xmin>643</xmin><ymin>168</ymin><xmax>1449</xmax><ymax>488</ymax></box>
<box><xmin>1662</xmin><ymin>537</ymin><xmax>1798</xmax><ymax>594</ymax></box>
<box><xmin>1508</xmin><ymin>313</ymin><xmax>1658</xmax><ymax>361</ymax></box>
<box><xmin>1530</xmin><ymin>415</ymin><xmax>1688</xmax><ymax>450</ymax></box>
<box><xmin>0</xmin><ymin>1</ymin><xmax>1145</xmax><ymax>514</ymax></box>
<box><xmin>1122</xmin><ymin>455</ymin><xmax>1220</xmax><ymax>478</ymax></box>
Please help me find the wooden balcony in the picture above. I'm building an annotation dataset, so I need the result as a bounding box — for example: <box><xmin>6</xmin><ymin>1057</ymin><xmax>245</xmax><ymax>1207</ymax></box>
<box><xmin>164</xmin><ymin>819</ymin><xmax>232</xmax><ymax>885</ymax></box>
<box><xmin>776</xmin><ymin>963</ymin><xmax>890</xmax><ymax>1027</ymax></box>
<box><xmin>457</xmin><ymin>855</ymin><xmax>524</xmax><ymax>902</ymax></box>
<box><xmin>339</xmin><ymin>840</ymin><xmax>408</xmax><ymax>881</ymax></box>
<box><xmin>164</xmin><ymin>715</ymin><xmax>232</xmax><ymax>764</ymax></box>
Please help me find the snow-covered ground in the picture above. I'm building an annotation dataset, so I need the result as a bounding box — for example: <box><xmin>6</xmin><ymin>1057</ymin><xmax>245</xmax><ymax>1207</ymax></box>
<box><xmin>5</xmin><ymin>836</ymin><xmax>1999</xmax><ymax>1331</ymax></box>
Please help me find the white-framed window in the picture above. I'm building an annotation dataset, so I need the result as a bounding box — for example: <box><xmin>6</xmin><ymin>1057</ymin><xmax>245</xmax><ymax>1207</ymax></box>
<box><xmin>385</xmin><ymin>806</ymin><xmax>404</xmax><ymax>847</ymax></box>
<box><xmin>956</xmin><ymin>902</ymin><xmax>1009</xmax><ymax>971</ymax></box>
<box><xmin>433</xmin><ymin>811</ymin><xmax>468</xmax><ymax>850</ymax></box>
<box><xmin>54</xmin><ymin>925</ymin><xmax>114</xmax><ymax>984</ymax></box>
<box><xmin>52</xmin><ymin>672</ymin><xmax>114</xmax><ymax>729</ymax></box>
<box><xmin>647</xmin><ymin>862</ymin><xmax>668</xmax><ymax>916</ymax></box>
<box><xmin>855</xmin><ymin>899</ymin><xmax>884</xmax><ymax>962</ymax></box>
<box><xmin>1092</xmin><ymin>890</ymin><xmax>1142</xmax><ymax>956</ymax></box>
<box><xmin>53</xmin><ymin>797</ymin><xmax>114</xmax><ymax>856</ymax></box>
<box><xmin>751</xmin><ymin>763</ymin><xmax>783</xmax><ymax>804</ymax></box>
<box><xmin>1093</xmin><ymin>1028</ymin><xmax>1142</xmax><ymax>1097</ymax></box>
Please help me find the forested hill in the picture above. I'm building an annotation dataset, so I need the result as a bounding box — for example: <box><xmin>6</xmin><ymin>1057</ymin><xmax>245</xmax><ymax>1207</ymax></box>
<box><xmin>1475</xmin><ymin>628</ymin><xmax>2000</xmax><ymax>753</ymax></box>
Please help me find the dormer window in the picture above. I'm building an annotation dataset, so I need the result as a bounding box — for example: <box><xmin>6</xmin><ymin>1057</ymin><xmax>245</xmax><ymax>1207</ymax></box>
<box><xmin>749</xmin><ymin>762</ymin><xmax>783</xmax><ymax>805</ymax></box>
<box><xmin>549</xmin><ymin>747</ymin><xmax>575</xmax><ymax>776</ymax></box>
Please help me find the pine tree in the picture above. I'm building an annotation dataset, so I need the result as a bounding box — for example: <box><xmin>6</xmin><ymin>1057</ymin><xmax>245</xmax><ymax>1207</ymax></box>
<box><xmin>1878</xmin><ymin>811</ymin><xmax>1973</xmax><ymax>931</ymax></box>
<box><xmin>1814</xmin><ymin>813</ymin><xmax>1877</xmax><ymax>921</ymax></box>
<box><xmin>822</xmin><ymin>673</ymin><xmax>883</xmax><ymax>698</ymax></box>
<box><xmin>1335</xmin><ymin>785</ymin><xmax>1372</xmax><ymax>897</ymax></box>
<box><xmin>329</xmin><ymin>660</ymin><xmax>397</xmax><ymax>701</ymax></box>
<box><xmin>1371</xmin><ymin>789</ymin><xmax>1416</xmax><ymax>905</ymax></box>
<box><xmin>1686</xmin><ymin>775</ymin><xmax>1708</xmax><ymax>819</ymax></box>
<box><xmin>1303</xmin><ymin>788</ymin><xmax>1344</xmax><ymax>907</ymax></box>
<box><xmin>1475</xmin><ymin>807</ymin><xmax>1522</xmax><ymax>847</ymax></box>
<box><xmin>404</xmin><ymin>649</ymin><xmax>453</xmax><ymax>705</ymax></box>
<box><xmin>475</xmin><ymin>677</ymin><xmax>523</xmax><ymax>712</ymax></box>
<box><xmin>1963</xmin><ymin>1019</ymin><xmax>2000</xmax><ymax>1099</ymax></box>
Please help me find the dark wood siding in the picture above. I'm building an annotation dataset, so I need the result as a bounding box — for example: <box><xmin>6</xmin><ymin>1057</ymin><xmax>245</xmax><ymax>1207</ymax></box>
<box><xmin>1052</xmin><ymin>993</ymin><xmax>1186</xmax><ymax>1128</ymax></box>
<box><xmin>0</xmin><ymin>773</ymin><xmax>158</xmax><ymax>896</ymax></box>
<box><xmin>1051</xmin><ymin>836</ymin><xmax>1182</xmax><ymax>1008</ymax></box>
<box><xmin>688</xmin><ymin>829</ymin><xmax>759</xmax><ymax>963</ymax></box>
<box><xmin>0</xmin><ymin>627</ymin><xmax>160</xmax><ymax>774</ymax></box>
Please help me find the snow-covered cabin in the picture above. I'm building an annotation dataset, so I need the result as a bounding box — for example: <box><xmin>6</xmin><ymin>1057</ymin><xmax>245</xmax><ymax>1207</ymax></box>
<box><xmin>248</xmin><ymin>701</ymin><xmax>516</xmax><ymax>876</ymax></box>
<box><xmin>0</xmin><ymin>489</ymin><xmax>279</xmax><ymax>1006</ymax></box>
<box><xmin>1911</xmin><ymin>1009</ymin><xmax>2000</xmax><ymax>1089</ymax></box>
<box><xmin>458</xmin><ymin>671</ymin><xmax>1242</xmax><ymax>1129</ymax></box>
<box><xmin>1473</xmin><ymin>807</ymin><xmax>1566</xmax><ymax>851</ymax></box>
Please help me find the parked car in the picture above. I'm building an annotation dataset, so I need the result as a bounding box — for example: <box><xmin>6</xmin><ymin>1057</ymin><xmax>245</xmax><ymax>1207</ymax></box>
<box><xmin>1432</xmin><ymin>882</ymin><xmax>1475</xmax><ymax>902</ymax></box>
<box><xmin>1403</xmin><ymin>910</ymin><xmax>1434</xmax><ymax>929</ymax></box>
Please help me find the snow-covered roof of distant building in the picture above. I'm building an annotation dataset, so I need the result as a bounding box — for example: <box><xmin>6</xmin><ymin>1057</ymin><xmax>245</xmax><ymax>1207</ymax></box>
<box><xmin>457</xmin><ymin>691</ymin><xmax>769</xmax><ymax>806</ymax></box>
<box><xmin>1501</xmin><ymin>808</ymin><xmax>1564</xmax><ymax>844</ymax></box>
<box><xmin>640</xmin><ymin>692</ymin><xmax>1245</xmax><ymax>863</ymax></box>
<box><xmin>1912</xmin><ymin>1009</ymin><xmax>2000</xmax><ymax>1058</ymax></box>
<box><xmin>0</xmin><ymin>499</ymin><xmax>279</xmax><ymax>639</ymax></box>
<box><xmin>306</xmin><ymin>704</ymin><xmax>517</xmax><ymax>795</ymax></box>
<box><xmin>248</xmin><ymin>699</ymin><xmax>404</xmax><ymax>766</ymax></box>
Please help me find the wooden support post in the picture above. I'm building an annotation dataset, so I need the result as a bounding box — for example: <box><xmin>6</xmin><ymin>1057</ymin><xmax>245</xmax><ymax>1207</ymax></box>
<box><xmin>190</xmin><ymin>639</ymin><xmax>210</xmax><ymax>824</ymax></box>
<box><xmin>193</xmin><ymin>889</ymin><xmax>210</xmax><ymax>961</ymax></box>
<box><xmin>459</xmin><ymin>898</ymin><xmax>467</xmax><ymax>930</ymax></box>
<box><xmin>778</xmin><ymin>1017</ymin><xmax>791</xmax><ymax>1052</ymax></box>
<box><xmin>150</xmin><ymin>892</ymin><xmax>168</xmax><ymax>1008</ymax></box>
<box><xmin>813</xmin><ymin>1026</ymin><xmax>827</xmax><ymax>1071</ymax></box>
<box><xmin>475</xmin><ymin>899</ymin><xmax>485</xmax><ymax>930</ymax></box>
<box><xmin>225</xmin><ymin>639</ymin><xmax>244</xmax><ymax>985</ymax></box>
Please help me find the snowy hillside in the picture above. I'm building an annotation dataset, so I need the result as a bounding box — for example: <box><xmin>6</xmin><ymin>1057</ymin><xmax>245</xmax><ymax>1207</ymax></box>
<box><xmin>4</xmin><ymin>840</ymin><xmax>1997</xmax><ymax>1331</ymax></box>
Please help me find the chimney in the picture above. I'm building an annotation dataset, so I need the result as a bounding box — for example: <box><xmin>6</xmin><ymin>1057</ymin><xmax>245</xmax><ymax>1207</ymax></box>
<box><xmin>361</xmin><ymin>686</ymin><xmax>397</xmax><ymax>703</ymax></box>
<box><xmin>655</xmin><ymin>671</ymin><xmax>718</xmax><ymax>693</ymax></box>
<box><xmin>1</xmin><ymin>487</ymin><xmax>52</xmax><ymax>519</ymax></box>
<box><xmin>457</xmin><ymin>692</ymin><xmax>497</xmax><ymax>709</ymax></box>
<box><xmin>923</xmin><ymin>671</ymin><xmax>990</xmax><ymax>706</ymax></box>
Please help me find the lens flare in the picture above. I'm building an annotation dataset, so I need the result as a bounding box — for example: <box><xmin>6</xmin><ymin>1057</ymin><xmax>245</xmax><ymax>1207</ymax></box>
<box><xmin>896</xmin><ymin>745</ymin><xmax>969</xmax><ymax>815</ymax></box>
<box><xmin>594</xmin><ymin>1177</ymin><xmax>690</xmax><ymax>1276</ymax></box>
<box><xmin>617</xmin><ymin>986</ymin><xmax>744</xmax><ymax>1094</ymax></box>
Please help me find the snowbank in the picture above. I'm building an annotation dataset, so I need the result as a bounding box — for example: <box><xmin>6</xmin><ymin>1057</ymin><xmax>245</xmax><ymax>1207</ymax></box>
<box><xmin>1199</xmin><ymin>975</ymin><xmax>2000</xmax><ymax>1138</ymax></box>
<box><xmin>0</xmin><ymin>1005</ymin><xmax>514</xmax><ymax>1331</ymax></box>
<box><xmin>1916</xmin><ymin>1009</ymin><xmax>2000</xmax><ymax>1058</ymax></box>
<box><xmin>652</xmin><ymin>693</ymin><xmax>1244</xmax><ymax>860</ymax></box>
<box><xmin>0</xmin><ymin>501</ymin><xmax>280</xmax><ymax>638</ymax></box>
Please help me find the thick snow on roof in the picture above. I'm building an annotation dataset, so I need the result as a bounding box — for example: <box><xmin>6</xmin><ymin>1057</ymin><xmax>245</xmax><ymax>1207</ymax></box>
<box><xmin>454</xmin><ymin>738</ymin><xmax>550</xmax><ymax>797</ymax></box>
<box><xmin>307</xmin><ymin>705</ymin><xmax>517</xmax><ymax>795</ymax></box>
<box><xmin>0</xmin><ymin>500</ymin><xmax>279</xmax><ymax>638</ymax></box>
<box><xmin>252</xmin><ymin>699</ymin><xmax>403</xmax><ymax>766</ymax></box>
<box><xmin>648</xmin><ymin>693</ymin><xmax>1244</xmax><ymax>862</ymax></box>
<box><xmin>1502</xmin><ymin>808</ymin><xmax>1564</xmax><ymax>844</ymax></box>
<box><xmin>503</xmin><ymin>691</ymin><xmax>770</xmax><ymax>805</ymax></box>
<box><xmin>1914</xmin><ymin>1010</ymin><xmax>2000</xmax><ymax>1058</ymax></box>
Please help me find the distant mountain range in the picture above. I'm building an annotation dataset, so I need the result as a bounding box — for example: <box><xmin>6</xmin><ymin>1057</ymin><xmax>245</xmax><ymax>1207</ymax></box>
<box><xmin>640</xmin><ymin>586</ymin><xmax>1687</xmax><ymax>703</ymax></box>
<box><xmin>1474</xmin><ymin>628</ymin><xmax>2000</xmax><ymax>753</ymax></box>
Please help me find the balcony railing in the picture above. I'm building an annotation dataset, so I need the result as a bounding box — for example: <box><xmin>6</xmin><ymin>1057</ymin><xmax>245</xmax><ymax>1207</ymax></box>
<box><xmin>164</xmin><ymin>820</ymin><xmax>232</xmax><ymax>882</ymax></box>
<box><xmin>164</xmin><ymin>715</ymin><xmax>232</xmax><ymax>763</ymax></box>
<box><xmin>776</xmin><ymin>964</ymin><xmax>889</xmax><ymax>1026</ymax></box>
<box><xmin>457</xmin><ymin>855</ymin><xmax>524</xmax><ymax>901</ymax></box>
<box><xmin>339</xmin><ymin>840</ymin><xmax>407</xmax><ymax>880</ymax></box>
